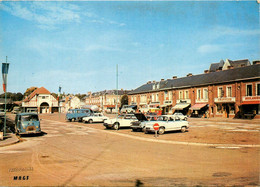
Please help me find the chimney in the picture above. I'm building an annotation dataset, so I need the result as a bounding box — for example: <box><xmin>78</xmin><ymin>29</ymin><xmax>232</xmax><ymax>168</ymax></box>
<box><xmin>204</xmin><ymin>70</ymin><xmax>209</xmax><ymax>74</ymax></box>
<box><xmin>172</xmin><ymin>76</ymin><xmax>177</xmax><ymax>79</ymax></box>
<box><xmin>187</xmin><ymin>73</ymin><xmax>193</xmax><ymax>77</ymax></box>
<box><xmin>161</xmin><ymin>79</ymin><xmax>165</xmax><ymax>81</ymax></box>
<box><xmin>153</xmin><ymin>80</ymin><xmax>156</xmax><ymax>83</ymax></box>
<box><xmin>147</xmin><ymin>81</ymin><xmax>152</xmax><ymax>84</ymax></box>
<box><xmin>227</xmin><ymin>66</ymin><xmax>234</xmax><ymax>70</ymax></box>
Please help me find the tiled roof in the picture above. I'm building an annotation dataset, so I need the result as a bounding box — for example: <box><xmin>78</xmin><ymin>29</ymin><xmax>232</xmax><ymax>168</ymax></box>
<box><xmin>23</xmin><ymin>87</ymin><xmax>51</xmax><ymax>102</ymax></box>
<box><xmin>129</xmin><ymin>64</ymin><xmax>260</xmax><ymax>95</ymax></box>
<box><xmin>209</xmin><ymin>60</ymin><xmax>224</xmax><ymax>72</ymax></box>
<box><xmin>229</xmin><ymin>59</ymin><xmax>250</xmax><ymax>68</ymax></box>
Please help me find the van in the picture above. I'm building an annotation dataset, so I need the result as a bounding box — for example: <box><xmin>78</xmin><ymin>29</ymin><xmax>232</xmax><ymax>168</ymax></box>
<box><xmin>15</xmin><ymin>113</ymin><xmax>41</xmax><ymax>135</ymax></box>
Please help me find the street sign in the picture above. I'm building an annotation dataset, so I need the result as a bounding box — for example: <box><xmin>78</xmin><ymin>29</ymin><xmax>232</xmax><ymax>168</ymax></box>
<box><xmin>153</xmin><ymin>123</ymin><xmax>160</xmax><ymax>131</ymax></box>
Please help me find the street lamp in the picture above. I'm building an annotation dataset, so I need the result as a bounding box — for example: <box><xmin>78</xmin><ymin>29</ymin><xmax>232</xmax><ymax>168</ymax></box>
<box><xmin>2</xmin><ymin>57</ymin><xmax>10</xmax><ymax>136</ymax></box>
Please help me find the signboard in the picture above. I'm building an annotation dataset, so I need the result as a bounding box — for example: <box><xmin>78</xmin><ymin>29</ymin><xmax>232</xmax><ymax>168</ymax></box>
<box><xmin>153</xmin><ymin>123</ymin><xmax>160</xmax><ymax>131</ymax></box>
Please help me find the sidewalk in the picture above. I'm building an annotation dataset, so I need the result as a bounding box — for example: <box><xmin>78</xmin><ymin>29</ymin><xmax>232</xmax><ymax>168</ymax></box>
<box><xmin>0</xmin><ymin>133</ymin><xmax>20</xmax><ymax>147</ymax></box>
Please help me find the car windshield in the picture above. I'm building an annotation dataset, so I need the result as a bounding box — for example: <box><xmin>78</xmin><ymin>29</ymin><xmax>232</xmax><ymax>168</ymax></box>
<box><xmin>21</xmin><ymin>115</ymin><xmax>39</xmax><ymax>121</ymax></box>
<box><xmin>158</xmin><ymin>116</ymin><xmax>168</xmax><ymax>121</ymax></box>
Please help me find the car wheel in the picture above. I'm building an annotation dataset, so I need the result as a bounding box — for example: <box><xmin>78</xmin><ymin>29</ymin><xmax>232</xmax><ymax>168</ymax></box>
<box><xmin>132</xmin><ymin>129</ymin><xmax>137</xmax><ymax>132</ymax></box>
<box><xmin>113</xmin><ymin>123</ymin><xmax>119</xmax><ymax>130</ymax></box>
<box><xmin>88</xmin><ymin>119</ymin><xmax>93</xmax><ymax>124</ymax></box>
<box><xmin>181</xmin><ymin>126</ymin><xmax>186</xmax><ymax>133</ymax></box>
<box><xmin>158</xmin><ymin>127</ymin><xmax>165</xmax><ymax>135</ymax></box>
<box><xmin>68</xmin><ymin>119</ymin><xmax>72</xmax><ymax>122</ymax></box>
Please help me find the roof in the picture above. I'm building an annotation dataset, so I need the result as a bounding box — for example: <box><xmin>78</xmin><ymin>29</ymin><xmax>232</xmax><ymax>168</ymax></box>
<box><xmin>209</xmin><ymin>60</ymin><xmax>224</xmax><ymax>72</ymax></box>
<box><xmin>23</xmin><ymin>87</ymin><xmax>51</xmax><ymax>102</ymax></box>
<box><xmin>228</xmin><ymin>59</ymin><xmax>250</xmax><ymax>68</ymax></box>
<box><xmin>129</xmin><ymin>64</ymin><xmax>260</xmax><ymax>95</ymax></box>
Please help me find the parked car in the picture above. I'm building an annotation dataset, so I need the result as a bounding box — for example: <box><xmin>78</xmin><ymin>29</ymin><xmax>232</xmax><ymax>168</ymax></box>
<box><xmin>12</xmin><ymin>106</ymin><xmax>21</xmax><ymax>114</ymax></box>
<box><xmin>144</xmin><ymin>115</ymin><xmax>189</xmax><ymax>135</ymax></box>
<box><xmin>131</xmin><ymin>113</ymin><xmax>158</xmax><ymax>132</ymax></box>
<box><xmin>103</xmin><ymin>114</ymin><xmax>138</xmax><ymax>130</ymax></box>
<box><xmin>82</xmin><ymin>113</ymin><xmax>109</xmax><ymax>123</ymax></box>
<box><xmin>0</xmin><ymin>109</ymin><xmax>5</xmax><ymax>116</ymax></box>
<box><xmin>15</xmin><ymin>113</ymin><xmax>41</xmax><ymax>135</ymax></box>
<box><xmin>120</xmin><ymin>105</ymin><xmax>137</xmax><ymax>114</ymax></box>
<box><xmin>66</xmin><ymin>109</ymin><xmax>92</xmax><ymax>122</ymax></box>
<box><xmin>172</xmin><ymin>112</ymin><xmax>188</xmax><ymax>121</ymax></box>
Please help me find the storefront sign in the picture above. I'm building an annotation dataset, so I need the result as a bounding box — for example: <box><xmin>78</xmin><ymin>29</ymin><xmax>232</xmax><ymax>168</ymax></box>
<box><xmin>214</xmin><ymin>97</ymin><xmax>235</xmax><ymax>103</ymax></box>
<box><xmin>242</xmin><ymin>96</ymin><xmax>260</xmax><ymax>101</ymax></box>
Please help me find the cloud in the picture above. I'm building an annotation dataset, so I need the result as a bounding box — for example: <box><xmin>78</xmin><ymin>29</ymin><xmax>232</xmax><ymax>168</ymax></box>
<box><xmin>1</xmin><ymin>2</ymin><xmax>126</xmax><ymax>30</ymax></box>
<box><xmin>212</xmin><ymin>25</ymin><xmax>260</xmax><ymax>37</ymax></box>
<box><xmin>85</xmin><ymin>44</ymin><xmax>124</xmax><ymax>52</ymax></box>
<box><xmin>197</xmin><ymin>44</ymin><xmax>222</xmax><ymax>54</ymax></box>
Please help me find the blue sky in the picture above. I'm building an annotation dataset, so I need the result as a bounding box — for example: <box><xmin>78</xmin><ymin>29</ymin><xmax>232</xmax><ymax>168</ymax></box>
<box><xmin>0</xmin><ymin>1</ymin><xmax>259</xmax><ymax>94</ymax></box>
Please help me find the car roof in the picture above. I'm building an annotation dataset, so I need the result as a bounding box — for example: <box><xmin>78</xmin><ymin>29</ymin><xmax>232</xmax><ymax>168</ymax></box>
<box><xmin>18</xmin><ymin>112</ymin><xmax>39</xmax><ymax>116</ymax></box>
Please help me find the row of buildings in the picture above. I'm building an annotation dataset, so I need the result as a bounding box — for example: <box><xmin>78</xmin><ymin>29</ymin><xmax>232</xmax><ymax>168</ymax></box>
<box><xmin>128</xmin><ymin>59</ymin><xmax>260</xmax><ymax>119</ymax></box>
<box><xmin>20</xmin><ymin>58</ymin><xmax>259</xmax><ymax>119</ymax></box>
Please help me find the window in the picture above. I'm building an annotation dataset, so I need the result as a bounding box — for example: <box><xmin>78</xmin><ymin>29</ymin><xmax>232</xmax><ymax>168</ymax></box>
<box><xmin>227</xmin><ymin>86</ymin><xmax>232</xmax><ymax>97</ymax></box>
<box><xmin>246</xmin><ymin>84</ymin><xmax>252</xmax><ymax>96</ymax></box>
<box><xmin>184</xmin><ymin>90</ymin><xmax>189</xmax><ymax>99</ymax></box>
<box><xmin>197</xmin><ymin>89</ymin><xmax>201</xmax><ymax>99</ymax></box>
<box><xmin>218</xmin><ymin>87</ymin><xmax>224</xmax><ymax>98</ymax></box>
<box><xmin>42</xmin><ymin>96</ymin><xmax>46</xmax><ymax>99</ymax></box>
<box><xmin>156</xmin><ymin>94</ymin><xmax>159</xmax><ymax>101</ymax></box>
<box><xmin>169</xmin><ymin>91</ymin><xmax>172</xmax><ymax>100</ymax></box>
<box><xmin>257</xmin><ymin>83</ymin><xmax>260</xmax><ymax>96</ymax></box>
<box><xmin>164</xmin><ymin>91</ymin><xmax>168</xmax><ymax>100</ymax></box>
<box><xmin>179</xmin><ymin>91</ymin><xmax>183</xmax><ymax>99</ymax></box>
<box><xmin>203</xmin><ymin>88</ymin><xmax>208</xmax><ymax>99</ymax></box>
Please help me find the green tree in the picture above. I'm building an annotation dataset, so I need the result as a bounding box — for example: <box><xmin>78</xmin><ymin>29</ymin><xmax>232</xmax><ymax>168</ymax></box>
<box><xmin>24</xmin><ymin>87</ymin><xmax>38</xmax><ymax>98</ymax></box>
<box><xmin>120</xmin><ymin>94</ymin><xmax>128</xmax><ymax>107</ymax></box>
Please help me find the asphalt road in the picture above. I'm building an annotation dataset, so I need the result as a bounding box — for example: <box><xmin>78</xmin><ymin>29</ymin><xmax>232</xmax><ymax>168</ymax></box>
<box><xmin>0</xmin><ymin>115</ymin><xmax>259</xmax><ymax>186</ymax></box>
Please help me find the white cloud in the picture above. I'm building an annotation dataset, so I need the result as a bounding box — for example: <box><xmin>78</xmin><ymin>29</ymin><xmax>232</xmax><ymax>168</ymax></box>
<box><xmin>1</xmin><ymin>2</ymin><xmax>126</xmax><ymax>30</ymax></box>
<box><xmin>85</xmin><ymin>44</ymin><xmax>123</xmax><ymax>52</ymax></box>
<box><xmin>197</xmin><ymin>44</ymin><xmax>222</xmax><ymax>54</ymax></box>
<box><xmin>213</xmin><ymin>25</ymin><xmax>260</xmax><ymax>36</ymax></box>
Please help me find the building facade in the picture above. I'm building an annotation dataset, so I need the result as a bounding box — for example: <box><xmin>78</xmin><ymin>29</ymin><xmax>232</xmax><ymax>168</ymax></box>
<box><xmin>22</xmin><ymin>87</ymin><xmax>59</xmax><ymax>113</ymax></box>
<box><xmin>128</xmin><ymin>60</ymin><xmax>260</xmax><ymax>119</ymax></box>
<box><xmin>84</xmin><ymin>90</ymin><xmax>129</xmax><ymax>113</ymax></box>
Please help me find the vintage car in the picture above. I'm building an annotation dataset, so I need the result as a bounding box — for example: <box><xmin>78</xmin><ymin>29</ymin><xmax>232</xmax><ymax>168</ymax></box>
<box><xmin>82</xmin><ymin>113</ymin><xmax>109</xmax><ymax>123</ymax></box>
<box><xmin>66</xmin><ymin>109</ymin><xmax>92</xmax><ymax>122</ymax></box>
<box><xmin>172</xmin><ymin>112</ymin><xmax>188</xmax><ymax>121</ymax></box>
<box><xmin>103</xmin><ymin>114</ymin><xmax>137</xmax><ymax>130</ymax></box>
<box><xmin>144</xmin><ymin>115</ymin><xmax>189</xmax><ymax>135</ymax></box>
<box><xmin>120</xmin><ymin>105</ymin><xmax>137</xmax><ymax>114</ymax></box>
<box><xmin>15</xmin><ymin>113</ymin><xmax>41</xmax><ymax>135</ymax></box>
<box><xmin>131</xmin><ymin>113</ymin><xmax>158</xmax><ymax>132</ymax></box>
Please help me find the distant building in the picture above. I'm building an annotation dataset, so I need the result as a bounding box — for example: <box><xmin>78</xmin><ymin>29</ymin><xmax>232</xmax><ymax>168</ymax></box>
<box><xmin>22</xmin><ymin>87</ymin><xmax>58</xmax><ymax>113</ymax></box>
<box><xmin>84</xmin><ymin>89</ymin><xmax>130</xmax><ymax>113</ymax></box>
<box><xmin>209</xmin><ymin>59</ymin><xmax>250</xmax><ymax>72</ymax></box>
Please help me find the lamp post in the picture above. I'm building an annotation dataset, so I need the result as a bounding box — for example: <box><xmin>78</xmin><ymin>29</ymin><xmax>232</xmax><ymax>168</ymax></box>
<box><xmin>2</xmin><ymin>57</ymin><xmax>10</xmax><ymax>136</ymax></box>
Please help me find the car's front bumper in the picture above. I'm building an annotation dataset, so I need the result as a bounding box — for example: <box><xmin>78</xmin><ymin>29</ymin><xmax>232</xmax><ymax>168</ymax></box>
<box><xmin>103</xmin><ymin>123</ymin><xmax>113</xmax><ymax>128</ymax></box>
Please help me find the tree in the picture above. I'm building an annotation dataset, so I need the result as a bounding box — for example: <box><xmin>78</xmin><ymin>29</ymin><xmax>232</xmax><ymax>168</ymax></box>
<box><xmin>120</xmin><ymin>94</ymin><xmax>128</xmax><ymax>107</ymax></box>
<box><xmin>24</xmin><ymin>87</ymin><xmax>38</xmax><ymax>98</ymax></box>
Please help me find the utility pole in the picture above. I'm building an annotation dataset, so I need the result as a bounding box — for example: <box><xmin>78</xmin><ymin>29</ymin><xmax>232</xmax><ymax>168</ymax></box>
<box><xmin>116</xmin><ymin>64</ymin><xmax>119</xmax><ymax>119</ymax></box>
<box><xmin>2</xmin><ymin>56</ymin><xmax>10</xmax><ymax>136</ymax></box>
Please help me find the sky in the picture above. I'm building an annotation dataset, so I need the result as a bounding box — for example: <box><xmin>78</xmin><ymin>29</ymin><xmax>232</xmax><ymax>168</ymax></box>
<box><xmin>0</xmin><ymin>1</ymin><xmax>259</xmax><ymax>95</ymax></box>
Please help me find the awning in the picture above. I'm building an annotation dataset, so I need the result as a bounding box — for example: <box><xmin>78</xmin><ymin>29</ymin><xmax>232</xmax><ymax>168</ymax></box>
<box><xmin>190</xmin><ymin>103</ymin><xmax>207</xmax><ymax>110</ymax></box>
<box><xmin>241</xmin><ymin>101</ymin><xmax>260</xmax><ymax>105</ymax></box>
<box><xmin>172</xmin><ymin>103</ymin><xmax>190</xmax><ymax>110</ymax></box>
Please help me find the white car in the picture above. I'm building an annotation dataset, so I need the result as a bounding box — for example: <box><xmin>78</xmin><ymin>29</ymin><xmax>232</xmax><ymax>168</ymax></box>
<box><xmin>143</xmin><ymin>115</ymin><xmax>189</xmax><ymax>135</ymax></box>
<box><xmin>82</xmin><ymin>113</ymin><xmax>109</xmax><ymax>123</ymax></box>
<box><xmin>103</xmin><ymin>114</ymin><xmax>138</xmax><ymax>130</ymax></box>
<box><xmin>172</xmin><ymin>112</ymin><xmax>188</xmax><ymax>121</ymax></box>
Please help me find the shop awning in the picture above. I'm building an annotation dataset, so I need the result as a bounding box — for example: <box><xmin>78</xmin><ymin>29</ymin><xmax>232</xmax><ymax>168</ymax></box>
<box><xmin>241</xmin><ymin>101</ymin><xmax>260</xmax><ymax>105</ymax></box>
<box><xmin>172</xmin><ymin>103</ymin><xmax>190</xmax><ymax>110</ymax></box>
<box><xmin>190</xmin><ymin>103</ymin><xmax>207</xmax><ymax>110</ymax></box>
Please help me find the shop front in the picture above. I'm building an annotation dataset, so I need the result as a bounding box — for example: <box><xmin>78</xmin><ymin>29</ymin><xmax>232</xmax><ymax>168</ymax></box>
<box><xmin>161</xmin><ymin>100</ymin><xmax>173</xmax><ymax>115</ymax></box>
<box><xmin>240</xmin><ymin>96</ymin><xmax>260</xmax><ymax>119</ymax></box>
<box><xmin>214</xmin><ymin>97</ymin><xmax>236</xmax><ymax>118</ymax></box>
<box><xmin>190</xmin><ymin>103</ymin><xmax>208</xmax><ymax>118</ymax></box>
<box><xmin>172</xmin><ymin>103</ymin><xmax>190</xmax><ymax>115</ymax></box>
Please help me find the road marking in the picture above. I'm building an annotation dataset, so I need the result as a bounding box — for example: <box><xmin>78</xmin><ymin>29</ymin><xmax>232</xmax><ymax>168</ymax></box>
<box><xmin>43</xmin><ymin>119</ymin><xmax>260</xmax><ymax>148</ymax></box>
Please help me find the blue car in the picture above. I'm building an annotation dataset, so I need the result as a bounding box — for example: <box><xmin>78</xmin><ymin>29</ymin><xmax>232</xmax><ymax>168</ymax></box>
<box><xmin>15</xmin><ymin>113</ymin><xmax>41</xmax><ymax>135</ymax></box>
<box><xmin>66</xmin><ymin>109</ymin><xmax>92</xmax><ymax>122</ymax></box>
